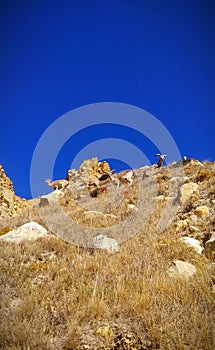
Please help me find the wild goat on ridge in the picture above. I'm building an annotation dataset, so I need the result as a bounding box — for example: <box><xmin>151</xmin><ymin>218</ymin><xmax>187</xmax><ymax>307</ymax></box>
<box><xmin>155</xmin><ymin>154</ymin><xmax>167</xmax><ymax>168</ymax></box>
<box><xmin>45</xmin><ymin>178</ymin><xmax>69</xmax><ymax>190</ymax></box>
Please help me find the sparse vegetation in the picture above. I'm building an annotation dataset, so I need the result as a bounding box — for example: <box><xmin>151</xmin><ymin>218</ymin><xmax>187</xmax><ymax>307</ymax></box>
<box><xmin>0</xmin><ymin>159</ymin><xmax>215</xmax><ymax>349</ymax></box>
<box><xmin>0</xmin><ymin>229</ymin><xmax>214</xmax><ymax>349</ymax></box>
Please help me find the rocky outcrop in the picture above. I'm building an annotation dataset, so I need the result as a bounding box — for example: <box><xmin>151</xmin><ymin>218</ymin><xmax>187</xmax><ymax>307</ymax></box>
<box><xmin>0</xmin><ymin>164</ymin><xmax>16</xmax><ymax>217</ymax></box>
<box><xmin>0</xmin><ymin>164</ymin><xmax>32</xmax><ymax>219</ymax></box>
<box><xmin>65</xmin><ymin>158</ymin><xmax>112</xmax><ymax>199</ymax></box>
<box><xmin>171</xmin><ymin>161</ymin><xmax>215</xmax><ymax>256</ymax></box>
<box><xmin>1</xmin><ymin>159</ymin><xmax>215</xmax><ymax>260</ymax></box>
<box><xmin>79</xmin><ymin>157</ymin><xmax>110</xmax><ymax>179</ymax></box>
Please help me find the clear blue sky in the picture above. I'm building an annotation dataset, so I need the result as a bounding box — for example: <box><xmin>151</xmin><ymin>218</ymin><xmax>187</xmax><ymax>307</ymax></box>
<box><xmin>1</xmin><ymin>1</ymin><xmax>214</xmax><ymax>199</ymax></box>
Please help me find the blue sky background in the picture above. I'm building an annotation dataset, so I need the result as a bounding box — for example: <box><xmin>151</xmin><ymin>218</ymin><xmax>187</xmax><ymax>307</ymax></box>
<box><xmin>0</xmin><ymin>0</ymin><xmax>214</xmax><ymax>199</ymax></box>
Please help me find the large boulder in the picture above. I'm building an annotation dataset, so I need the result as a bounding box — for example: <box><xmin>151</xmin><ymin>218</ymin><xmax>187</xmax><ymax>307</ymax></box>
<box><xmin>0</xmin><ymin>222</ymin><xmax>47</xmax><ymax>243</ymax></box>
<box><xmin>179</xmin><ymin>182</ymin><xmax>198</xmax><ymax>204</ymax></box>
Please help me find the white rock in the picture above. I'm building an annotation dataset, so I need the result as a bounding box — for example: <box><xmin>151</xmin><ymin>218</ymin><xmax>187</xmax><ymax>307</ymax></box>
<box><xmin>0</xmin><ymin>222</ymin><xmax>48</xmax><ymax>243</ymax></box>
<box><xmin>1</xmin><ymin>202</ymin><xmax>8</xmax><ymax>208</ymax></box>
<box><xmin>93</xmin><ymin>234</ymin><xmax>119</xmax><ymax>252</ymax></box>
<box><xmin>183</xmin><ymin>176</ymin><xmax>190</xmax><ymax>183</ymax></box>
<box><xmin>127</xmin><ymin>204</ymin><xmax>137</xmax><ymax>210</ymax></box>
<box><xmin>180</xmin><ymin>237</ymin><xmax>203</xmax><ymax>254</ymax></box>
<box><xmin>45</xmin><ymin>190</ymin><xmax>64</xmax><ymax>201</ymax></box>
<box><xmin>139</xmin><ymin>165</ymin><xmax>150</xmax><ymax>170</ymax></box>
<box><xmin>168</xmin><ymin>260</ymin><xmax>197</xmax><ymax>279</ymax></box>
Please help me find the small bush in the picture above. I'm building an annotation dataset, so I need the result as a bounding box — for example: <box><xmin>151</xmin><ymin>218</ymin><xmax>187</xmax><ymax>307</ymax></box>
<box><xmin>0</xmin><ymin>227</ymin><xmax>11</xmax><ymax>235</ymax></box>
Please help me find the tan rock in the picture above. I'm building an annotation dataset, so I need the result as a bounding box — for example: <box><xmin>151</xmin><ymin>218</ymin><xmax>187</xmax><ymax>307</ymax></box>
<box><xmin>205</xmin><ymin>232</ymin><xmax>215</xmax><ymax>258</ymax></box>
<box><xmin>0</xmin><ymin>164</ymin><xmax>16</xmax><ymax>217</ymax></box>
<box><xmin>177</xmin><ymin>219</ymin><xmax>189</xmax><ymax>230</ymax></box>
<box><xmin>189</xmin><ymin>225</ymin><xmax>200</xmax><ymax>233</ymax></box>
<box><xmin>195</xmin><ymin>205</ymin><xmax>210</xmax><ymax>217</ymax></box>
<box><xmin>156</xmin><ymin>195</ymin><xmax>165</xmax><ymax>201</ymax></box>
<box><xmin>189</xmin><ymin>159</ymin><xmax>204</xmax><ymax>167</ymax></box>
<box><xmin>179</xmin><ymin>182</ymin><xmax>198</xmax><ymax>204</ymax></box>
<box><xmin>190</xmin><ymin>214</ymin><xmax>198</xmax><ymax>223</ymax></box>
<box><xmin>79</xmin><ymin>158</ymin><xmax>111</xmax><ymax>179</ymax></box>
<box><xmin>168</xmin><ymin>260</ymin><xmax>197</xmax><ymax>279</ymax></box>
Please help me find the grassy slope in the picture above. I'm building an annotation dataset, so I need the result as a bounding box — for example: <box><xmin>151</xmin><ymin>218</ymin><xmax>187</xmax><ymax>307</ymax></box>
<box><xmin>0</xmin><ymin>160</ymin><xmax>215</xmax><ymax>350</ymax></box>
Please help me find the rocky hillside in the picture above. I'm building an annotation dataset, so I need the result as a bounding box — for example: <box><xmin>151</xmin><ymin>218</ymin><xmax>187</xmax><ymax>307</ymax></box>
<box><xmin>0</xmin><ymin>158</ymin><xmax>215</xmax><ymax>349</ymax></box>
<box><xmin>0</xmin><ymin>165</ymin><xmax>32</xmax><ymax>220</ymax></box>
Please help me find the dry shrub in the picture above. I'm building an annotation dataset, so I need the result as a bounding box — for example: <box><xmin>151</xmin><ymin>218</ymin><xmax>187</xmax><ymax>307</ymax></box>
<box><xmin>0</xmin><ymin>227</ymin><xmax>11</xmax><ymax>236</ymax></box>
<box><xmin>195</xmin><ymin>171</ymin><xmax>214</xmax><ymax>183</ymax></box>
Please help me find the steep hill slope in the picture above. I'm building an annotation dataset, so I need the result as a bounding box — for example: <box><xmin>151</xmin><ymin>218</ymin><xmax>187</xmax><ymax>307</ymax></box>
<box><xmin>0</xmin><ymin>159</ymin><xmax>214</xmax><ymax>349</ymax></box>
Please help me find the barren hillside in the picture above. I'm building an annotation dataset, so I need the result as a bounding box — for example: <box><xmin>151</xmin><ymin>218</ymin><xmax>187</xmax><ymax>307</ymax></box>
<box><xmin>0</xmin><ymin>158</ymin><xmax>215</xmax><ymax>349</ymax></box>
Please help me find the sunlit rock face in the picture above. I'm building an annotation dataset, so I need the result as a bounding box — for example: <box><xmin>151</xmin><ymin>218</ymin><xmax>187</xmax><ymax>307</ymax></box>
<box><xmin>0</xmin><ymin>164</ymin><xmax>31</xmax><ymax>218</ymax></box>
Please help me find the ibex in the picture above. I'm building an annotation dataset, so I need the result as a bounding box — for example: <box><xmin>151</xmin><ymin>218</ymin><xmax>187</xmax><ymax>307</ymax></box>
<box><xmin>114</xmin><ymin>170</ymin><xmax>134</xmax><ymax>186</ymax></box>
<box><xmin>45</xmin><ymin>178</ymin><xmax>69</xmax><ymax>190</ymax></box>
<box><xmin>155</xmin><ymin>154</ymin><xmax>167</xmax><ymax>168</ymax></box>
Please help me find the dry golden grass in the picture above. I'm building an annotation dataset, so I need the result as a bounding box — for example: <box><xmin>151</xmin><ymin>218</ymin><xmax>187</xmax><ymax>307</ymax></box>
<box><xmin>0</xmin><ymin>221</ymin><xmax>214</xmax><ymax>349</ymax></box>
